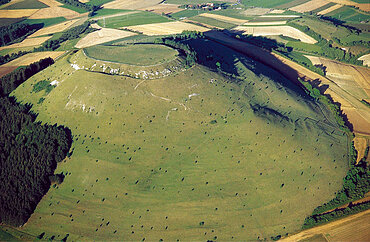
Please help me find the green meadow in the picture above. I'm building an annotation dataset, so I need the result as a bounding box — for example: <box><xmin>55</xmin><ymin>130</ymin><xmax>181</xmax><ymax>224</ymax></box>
<box><xmin>10</xmin><ymin>41</ymin><xmax>349</xmax><ymax>240</ymax></box>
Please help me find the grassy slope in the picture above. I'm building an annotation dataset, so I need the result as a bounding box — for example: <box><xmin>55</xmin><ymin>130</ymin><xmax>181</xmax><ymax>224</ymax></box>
<box><xmin>10</xmin><ymin>41</ymin><xmax>349</xmax><ymax>240</ymax></box>
<box><xmin>84</xmin><ymin>44</ymin><xmax>179</xmax><ymax>65</ymax></box>
<box><xmin>326</xmin><ymin>6</ymin><xmax>370</xmax><ymax>23</ymax></box>
<box><xmin>3</xmin><ymin>0</ymin><xmax>48</xmax><ymax>9</ymax></box>
<box><xmin>97</xmin><ymin>11</ymin><xmax>172</xmax><ymax>29</ymax></box>
<box><xmin>189</xmin><ymin>15</ymin><xmax>235</xmax><ymax>28</ymax></box>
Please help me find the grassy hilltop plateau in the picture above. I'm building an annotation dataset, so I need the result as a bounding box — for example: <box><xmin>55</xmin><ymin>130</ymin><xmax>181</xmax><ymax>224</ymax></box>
<box><xmin>0</xmin><ymin>0</ymin><xmax>369</xmax><ymax>241</ymax></box>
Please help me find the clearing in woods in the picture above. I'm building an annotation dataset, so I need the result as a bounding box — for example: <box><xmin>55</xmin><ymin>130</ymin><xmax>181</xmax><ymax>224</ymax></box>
<box><xmin>9</xmin><ymin>40</ymin><xmax>348</xmax><ymax>240</ymax></box>
<box><xmin>75</xmin><ymin>28</ymin><xmax>136</xmax><ymax>48</ymax></box>
<box><xmin>84</xmin><ymin>44</ymin><xmax>178</xmax><ymax>66</ymax></box>
<box><xmin>289</xmin><ymin>0</ymin><xmax>330</xmax><ymax>13</ymax></box>
<box><xmin>1</xmin><ymin>51</ymin><xmax>65</xmax><ymax>66</ymax></box>
<box><xmin>317</xmin><ymin>4</ymin><xmax>343</xmax><ymax>15</ymax></box>
<box><xmin>28</xmin><ymin>19</ymin><xmax>79</xmax><ymax>38</ymax></box>
<box><xmin>126</xmin><ymin>21</ymin><xmax>209</xmax><ymax>35</ymax></box>
<box><xmin>103</xmin><ymin>0</ymin><xmax>162</xmax><ymax>10</ymax></box>
<box><xmin>232</xmin><ymin>26</ymin><xmax>317</xmax><ymax>44</ymax></box>
<box><xmin>139</xmin><ymin>3</ymin><xmax>182</xmax><ymax>15</ymax></box>
<box><xmin>0</xmin><ymin>36</ymin><xmax>52</xmax><ymax>50</ymax></box>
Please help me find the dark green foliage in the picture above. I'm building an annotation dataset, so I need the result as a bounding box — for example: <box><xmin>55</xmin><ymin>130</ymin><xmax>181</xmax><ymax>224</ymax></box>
<box><xmin>0</xmin><ymin>0</ymin><xmax>10</xmax><ymax>5</ymax></box>
<box><xmin>57</xmin><ymin>0</ymin><xmax>97</xmax><ymax>12</ymax></box>
<box><xmin>0</xmin><ymin>23</ymin><xmax>42</xmax><ymax>46</ymax></box>
<box><xmin>361</xmin><ymin>99</ymin><xmax>370</xmax><ymax>108</ymax></box>
<box><xmin>231</xmin><ymin>33</ymin><xmax>291</xmax><ymax>53</ymax></box>
<box><xmin>32</xmin><ymin>80</ymin><xmax>54</xmax><ymax>94</ymax></box>
<box><xmin>0</xmin><ymin>96</ymin><xmax>72</xmax><ymax>226</ymax></box>
<box><xmin>303</xmin><ymin>201</ymin><xmax>370</xmax><ymax>229</ymax></box>
<box><xmin>34</xmin><ymin>21</ymin><xmax>94</xmax><ymax>51</ymax></box>
<box><xmin>0</xmin><ymin>58</ymin><xmax>54</xmax><ymax>96</ymax></box>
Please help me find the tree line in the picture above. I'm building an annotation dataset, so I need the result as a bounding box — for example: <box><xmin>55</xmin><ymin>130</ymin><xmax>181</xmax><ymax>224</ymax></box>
<box><xmin>0</xmin><ymin>57</ymin><xmax>54</xmax><ymax>96</ymax></box>
<box><xmin>0</xmin><ymin>58</ymin><xmax>72</xmax><ymax>226</ymax></box>
<box><xmin>0</xmin><ymin>0</ymin><xmax>10</xmax><ymax>5</ymax></box>
<box><xmin>0</xmin><ymin>23</ymin><xmax>42</xmax><ymax>47</ymax></box>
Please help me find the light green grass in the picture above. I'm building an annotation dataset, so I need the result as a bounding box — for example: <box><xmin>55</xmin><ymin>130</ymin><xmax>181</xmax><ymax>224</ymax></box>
<box><xmin>207</xmin><ymin>9</ymin><xmax>253</xmax><ymax>20</ymax></box>
<box><xmin>61</xmin><ymin>4</ymin><xmax>88</xmax><ymax>13</ymax></box>
<box><xmin>274</xmin><ymin>0</ymin><xmax>310</xmax><ymax>9</ymax></box>
<box><xmin>10</xmin><ymin>40</ymin><xmax>349</xmax><ymax>241</ymax></box>
<box><xmin>86</xmin><ymin>0</ymin><xmax>114</xmax><ymax>6</ymax></box>
<box><xmin>90</xmin><ymin>9</ymin><xmax>133</xmax><ymax>18</ymax></box>
<box><xmin>84</xmin><ymin>44</ymin><xmax>179</xmax><ymax>65</ymax></box>
<box><xmin>3</xmin><ymin>0</ymin><xmax>48</xmax><ymax>9</ymax></box>
<box><xmin>189</xmin><ymin>15</ymin><xmax>235</xmax><ymax>28</ymax></box>
<box><xmin>20</xmin><ymin>17</ymin><xmax>67</xmax><ymax>28</ymax></box>
<box><xmin>170</xmin><ymin>9</ymin><xmax>201</xmax><ymax>20</ymax></box>
<box><xmin>97</xmin><ymin>11</ymin><xmax>172</xmax><ymax>29</ymax></box>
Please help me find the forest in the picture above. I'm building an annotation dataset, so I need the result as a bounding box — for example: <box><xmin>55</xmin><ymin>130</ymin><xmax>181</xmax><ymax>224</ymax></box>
<box><xmin>0</xmin><ymin>58</ymin><xmax>73</xmax><ymax>226</ymax></box>
<box><xmin>0</xmin><ymin>23</ymin><xmax>42</xmax><ymax>47</ymax></box>
<box><xmin>0</xmin><ymin>0</ymin><xmax>10</xmax><ymax>5</ymax></box>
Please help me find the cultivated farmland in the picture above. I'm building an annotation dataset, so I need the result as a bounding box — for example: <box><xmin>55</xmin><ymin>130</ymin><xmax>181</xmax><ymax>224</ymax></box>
<box><xmin>139</xmin><ymin>3</ymin><xmax>182</xmax><ymax>15</ymax></box>
<box><xmin>233</xmin><ymin>26</ymin><xmax>317</xmax><ymax>44</ymax></box>
<box><xmin>28</xmin><ymin>6</ymin><xmax>82</xmax><ymax>19</ymax></box>
<box><xmin>0</xmin><ymin>36</ymin><xmax>52</xmax><ymax>50</ymax></box>
<box><xmin>9</xmin><ymin>40</ymin><xmax>348</xmax><ymax>241</ymax></box>
<box><xmin>199</xmin><ymin>13</ymin><xmax>248</xmax><ymax>25</ymax></box>
<box><xmin>0</xmin><ymin>9</ymin><xmax>38</xmax><ymax>18</ymax></box>
<box><xmin>103</xmin><ymin>0</ymin><xmax>162</xmax><ymax>10</ymax></box>
<box><xmin>75</xmin><ymin>28</ymin><xmax>136</xmax><ymax>48</ymax></box>
<box><xmin>1</xmin><ymin>51</ymin><xmax>65</xmax><ymax>66</ymax></box>
<box><xmin>358</xmin><ymin>54</ymin><xmax>370</xmax><ymax>67</ymax></box>
<box><xmin>289</xmin><ymin>0</ymin><xmax>331</xmax><ymax>13</ymax></box>
<box><xmin>126</xmin><ymin>21</ymin><xmax>209</xmax><ymax>35</ymax></box>
<box><xmin>317</xmin><ymin>4</ymin><xmax>343</xmax><ymax>15</ymax></box>
<box><xmin>28</xmin><ymin>19</ymin><xmax>80</xmax><ymax>38</ymax></box>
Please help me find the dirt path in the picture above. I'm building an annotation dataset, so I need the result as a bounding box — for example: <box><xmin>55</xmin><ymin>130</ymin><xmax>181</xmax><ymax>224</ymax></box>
<box><xmin>280</xmin><ymin>209</ymin><xmax>370</xmax><ymax>241</ymax></box>
<box><xmin>204</xmin><ymin>30</ymin><xmax>370</xmax><ymax>135</ymax></box>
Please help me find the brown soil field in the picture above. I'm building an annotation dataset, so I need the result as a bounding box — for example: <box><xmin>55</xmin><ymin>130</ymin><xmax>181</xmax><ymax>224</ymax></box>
<box><xmin>281</xmin><ymin>209</ymin><xmax>370</xmax><ymax>242</ymax></box>
<box><xmin>28</xmin><ymin>19</ymin><xmax>79</xmax><ymax>38</ymax></box>
<box><xmin>233</xmin><ymin>26</ymin><xmax>317</xmax><ymax>44</ymax></box>
<box><xmin>243</xmin><ymin>7</ymin><xmax>271</xmax><ymax>16</ymax></box>
<box><xmin>103</xmin><ymin>0</ymin><xmax>162</xmax><ymax>10</ymax></box>
<box><xmin>244</xmin><ymin>21</ymin><xmax>286</xmax><ymax>25</ymax></box>
<box><xmin>199</xmin><ymin>13</ymin><xmax>247</xmax><ymax>24</ymax></box>
<box><xmin>327</xmin><ymin>0</ymin><xmax>370</xmax><ymax>12</ymax></box>
<box><xmin>1</xmin><ymin>51</ymin><xmax>64</xmax><ymax>66</ymax></box>
<box><xmin>126</xmin><ymin>21</ymin><xmax>209</xmax><ymax>36</ymax></box>
<box><xmin>317</xmin><ymin>4</ymin><xmax>343</xmax><ymax>15</ymax></box>
<box><xmin>75</xmin><ymin>28</ymin><xmax>136</xmax><ymax>48</ymax></box>
<box><xmin>358</xmin><ymin>53</ymin><xmax>370</xmax><ymax>67</ymax></box>
<box><xmin>140</xmin><ymin>3</ymin><xmax>182</xmax><ymax>15</ymax></box>
<box><xmin>29</xmin><ymin>6</ymin><xmax>82</xmax><ymax>19</ymax></box>
<box><xmin>0</xmin><ymin>36</ymin><xmax>51</xmax><ymax>50</ymax></box>
<box><xmin>290</xmin><ymin>0</ymin><xmax>330</xmax><ymax>13</ymax></box>
<box><xmin>0</xmin><ymin>9</ymin><xmax>38</xmax><ymax>18</ymax></box>
<box><xmin>353</xmin><ymin>137</ymin><xmax>368</xmax><ymax>163</ymax></box>
<box><xmin>0</xmin><ymin>66</ymin><xmax>18</xmax><ymax>78</ymax></box>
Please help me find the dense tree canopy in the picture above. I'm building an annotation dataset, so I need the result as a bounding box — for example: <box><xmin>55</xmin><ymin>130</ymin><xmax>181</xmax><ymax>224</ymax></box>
<box><xmin>0</xmin><ymin>23</ymin><xmax>41</xmax><ymax>47</ymax></box>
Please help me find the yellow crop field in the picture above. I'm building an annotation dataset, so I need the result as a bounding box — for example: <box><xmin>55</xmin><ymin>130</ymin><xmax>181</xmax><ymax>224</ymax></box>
<box><xmin>140</xmin><ymin>3</ymin><xmax>182</xmax><ymax>14</ymax></box>
<box><xmin>0</xmin><ymin>36</ymin><xmax>51</xmax><ymax>50</ymax></box>
<box><xmin>29</xmin><ymin>6</ymin><xmax>82</xmax><ymax>19</ymax></box>
<box><xmin>0</xmin><ymin>9</ymin><xmax>38</xmax><ymax>18</ymax></box>
<box><xmin>233</xmin><ymin>26</ymin><xmax>317</xmax><ymax>44</ymax></box>
<box><xmin>2</xmin><ymin>51</ymin><xmax>65</xmax><ymax>67</ymax></box>
<box><xmin>290</xmin><ymin>0</ymin><xmax>330</xmax><ymax>13</ymax></box>
<box><xmin>327</xmin><ymin>0</ymin><xmax>370</xmax><ymax>12</ymax></box>
<box><xmin>29</xmin><ymin>19</ymin><xmax>79</xmax><ymax>38</ymax></box>
<box><xmin>126</xmin><ymin>21</ymin><xmax>209</xmax><ymax>36</ymax></box>
<box><xmin>200</xmin><ymin>13</ymin><xmax>247</xmax><ymax>24</ymax></box>
<box><xmin>353</xmin><ymin>137</ymin><xmax>367</xmax><ymax>164</ymax></box>
<box><xmin>317</xmin><ymin>4</ymin><xmax>343</xmax><ymax>15</ymax></box>
<box><xmin>37</xmin><ymin>0</ymin><xmax>63</xmax><ymax>7</ymax></box>
<box><xmin>75</xmin><ymin>28</ymin><xmax>137</xmax><ymax>48</ymax></box>
<box><xmin>244</xmin><ymin>21</ymin><xmax>286</xmax><ymax>25</ymax></box>
<box><xmin>358</xmin><ymin>53</ymin><xmax>370</xmax><ymax>67</ymax></box>
<box><xmin>103</xmin><ymin>0</ymin><xmax>162</xmax><ymax>10</ymax></box>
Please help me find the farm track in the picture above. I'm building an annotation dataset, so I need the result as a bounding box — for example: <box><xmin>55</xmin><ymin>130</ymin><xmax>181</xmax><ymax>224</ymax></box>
<box><xmin>280</xmin><ymin>209</ymin><xmax>370</xmax><ymax>241</ymax></box>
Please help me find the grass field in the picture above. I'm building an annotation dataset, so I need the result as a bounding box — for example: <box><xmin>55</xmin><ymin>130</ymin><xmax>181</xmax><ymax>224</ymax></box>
<box><xmin>75</xmin><ymin>28</ymin><xmax>136</xmax><ymax>48</ymax></box>
<box><xmin>275</xmin><ymin>0</ymin><xmax>311</xmax><ymax>9</ymax></box>
<box><xmin>188</xmin><ymin>16</ymin><xmax>236</xmax><ymax>29</ymax></box>
<box><xmin>19</xmin><ymin>17</ymin><xmax>67</xmax><ymax>27</ymax></box>
<box><xmin>241</xmin><ymin>0</ymin><xmax>299</xmax><ymax>8</ymax></box>
<box><xmin>170</xmin><ymin>9</ymin><xmax>201</xmax><ymax>19</ymax></box>
<box><xmin>139</xmin><ymin>3</ymin><xmax>182</xmax><ymax>15</ymax></box>
<box><xmin>3</xmin><ymin>0</ymin><xmax>48</xmax><ymax>9</ymax></box>
<box><xmin>102</xmin><ymin>0</ymin><xmax>161</xmax><ymax>10</ymax></box>
<box><xmin>28</xmin><ymin>19</ymin><xmax>79</xmax><ymax>38</ymax></box>
<box><xmin>199</xmin><ymin>13</ymin><xmax>248</xmax><ymax>25</ymax></box>
<box><xmin>97</xmin><ymin>11</ymin><xmax>172</xmax><ymax>29</ymax></box>
<box><xmin>0</xmin><ymin>17</ymin><xmax>24</xmax><ymax>27</ymax></box>
<box><xmin>199</xmin><ymin>9</ymin><xmax>253</xmax><ymax>20</ymax></box>
<box><xmin>325</xmin><ymin>6</ymin><xmax>370</xmax><ymax>23</ymax></box>
<box><xmin>91</xmin><ymin>9</ymin><xmax>134</xmax><ymax>18</ymax></box>
<box><xmin>84</xmin><ymin>44</ymin><xmax>178</xmax><ymax>65</ymax></box>
<box><xmin>8</xmin><ymin>39</ymin><xmax>349</xmax><ymax>240</ymax></box>
<box><xmin>317</xmin><ymin>3</ymin><xmax>342</xmax><ymax>15</ymax></box>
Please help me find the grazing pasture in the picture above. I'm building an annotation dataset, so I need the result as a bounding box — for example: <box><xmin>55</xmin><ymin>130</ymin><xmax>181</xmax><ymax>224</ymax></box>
<box><xmin>126</xmin><ymin>21</ymin><xmax>209</xmax><ymax>35</ymax></box>
<box><xmin>326</xmin><ymin>0</ymin><xmax>370</xmax><ymax>12</ymax></box>
<box><xmin>233</xmin><ymin>26</ymin><xmax>317</xmax><ymax>44</ymax></box>
<box><xmin>140</xmin><ymin>3</ymin><xmax>182</xmax><ymax>15</ymax></box>
<box><xmin>75</xmin><ymin>28</ymin><xmax>136</xmax><ymax>48</ymax></box>
<box><xmin>3</xmin><ymin>0</ymin><xmax>48</xmax><ymax>9</ymax></box>
<box><xmin>84</xmin><ymin>44</ymin><xmax>178</xmax><ymax>66</ymax></box>
<box><xmin>189</xmin><ymin>15</ymin><xmax>236</xmax><ymax>29</ymax></box>
<box><xmin>9</xmin><ymin>38</ymin><xmax>349</xmax><ymax>241</ymax></box>
<box><xmin>199</xmin><ymin>13</ymin><xmax>247</xmax><ymax>25</ymax></box>
<box><xmin>325</xmin><ymin>5</ymin><xmax>370</xmax><ymax>23</ymax></box>
<box><xmin>317</xmin><ymin>4</ymin><xmax>343</xmax><ymax>15</ymax></box>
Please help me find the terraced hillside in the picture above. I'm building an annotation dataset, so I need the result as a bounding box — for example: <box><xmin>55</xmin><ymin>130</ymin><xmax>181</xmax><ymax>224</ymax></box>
<box><xmin>10</xmin><ymin>42</ymin><xmax>349</xmax><ymax>240</ymax></box>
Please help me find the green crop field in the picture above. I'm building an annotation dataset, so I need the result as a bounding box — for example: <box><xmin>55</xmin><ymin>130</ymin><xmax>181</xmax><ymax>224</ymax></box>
<box><xmin>208</xmin><ymin>9</ymin><xmax>253</xmax><ymax>20</ymax></box>
<box><xmin>3</xmin><ymin>0</ymin><xmax>48</xmax><ymax>9</ymax></box>
<box><xmin>84</xmin><ymin>44</ymin><xmax>179</xmax><ymax>65</ymax></box>
<box><xmin>97</xmin><ymin>11</ymin><xmax>172</xmax><ymax>29</ymax></box>
<box><xmin>9</xmin><ymin>40</ymin><xmax>349</xmax><ymax>241</ymax></box>
<box><xmin>170</xmin><ymin>9</ymin><xmax>201</xmax><ymax>20</ymax></box>
<box><xmin>189</xmin><ymin>15</ymin><xmax>235</xmax><ymax>28</ymax></box>
<box><xmin>90</xmin><ymin>9</ymin><xmax>133</xmax><ymax>18</ymax></box>
<box><xmin>274</xmin><ymin>0</ymin><xmax>310</xmax><ymax>9</ymax></box>
<box><xmin>19</xmin><ymin>17</ymin><xmax>67</xmax><ymax>28</ymax></box>
<box><xmin>325</xmin><ymin>6</ymin><xmax>370</xmax><ymax>23</ymax></box>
